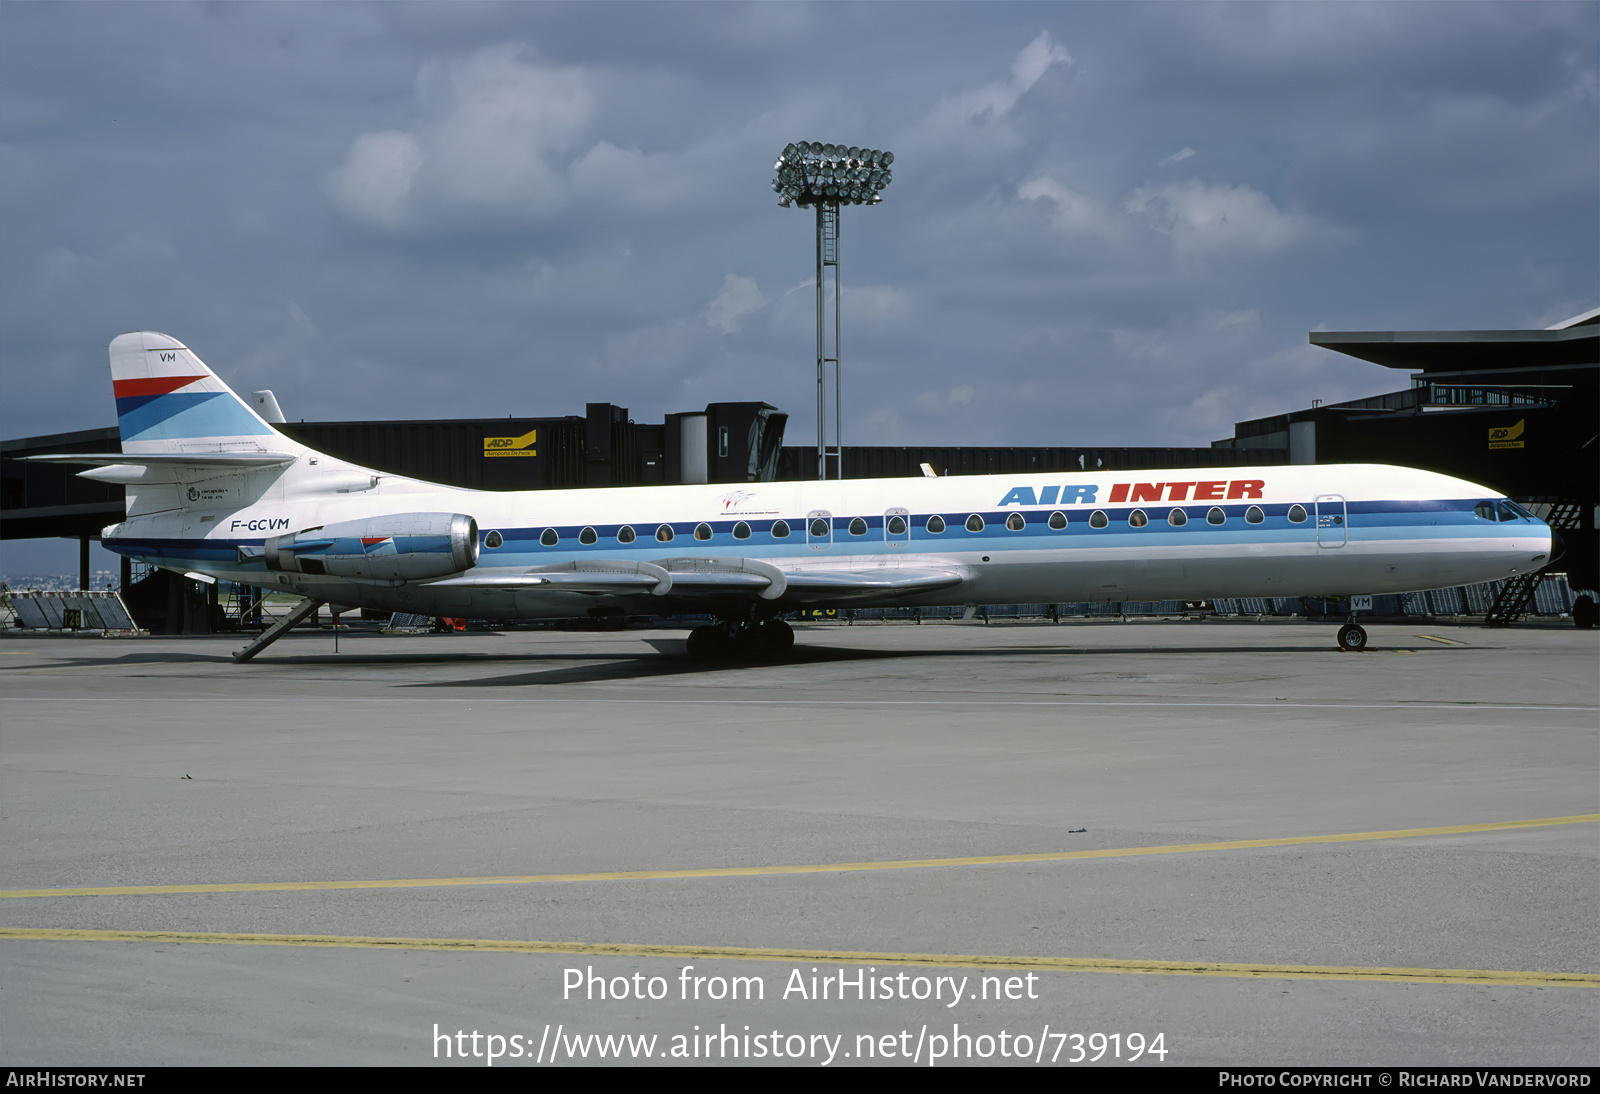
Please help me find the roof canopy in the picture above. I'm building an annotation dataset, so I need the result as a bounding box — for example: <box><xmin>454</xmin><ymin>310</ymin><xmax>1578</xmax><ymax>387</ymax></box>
<box><xmin>1310</xmin><ymin>322</ymin><xmax>1597</xmax><ymax>373</ymax></box>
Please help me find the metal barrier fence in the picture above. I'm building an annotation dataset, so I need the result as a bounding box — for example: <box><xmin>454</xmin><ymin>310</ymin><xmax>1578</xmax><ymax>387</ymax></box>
<box><xmin>806</xmin><ymin>575</ymin><xmax>1583</xmax><ymax>623</ymax></box>
<box><xmin>5</xmin><ymin>590</ymin><xmax>141</xmax><ymax>632</ymax></box>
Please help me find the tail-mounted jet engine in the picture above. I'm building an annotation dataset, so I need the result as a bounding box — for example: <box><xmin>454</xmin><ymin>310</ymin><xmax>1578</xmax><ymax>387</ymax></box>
<box><xmin>264</xmin><ymin>513</ymin><xmax>478</xmax><ymax>581</ymax></box>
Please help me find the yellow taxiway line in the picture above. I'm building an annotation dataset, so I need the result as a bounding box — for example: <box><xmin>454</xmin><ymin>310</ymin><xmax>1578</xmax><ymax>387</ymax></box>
<box><xmin>1</xmin><ymin>928</ymin><xmax>1593</xmax><ymax>988</ymax></box>
<box><xmin>4</xmin><ymin>814</ymin><xmax>1594</xmax><ymax>900</ymax></box>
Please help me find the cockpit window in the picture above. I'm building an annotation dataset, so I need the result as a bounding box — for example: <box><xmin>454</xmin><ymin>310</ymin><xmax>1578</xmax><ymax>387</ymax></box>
<box><xmin>1475</xmin><ymin>501</ymin><xmax>1527</xmax><ymax>523</ymax></box>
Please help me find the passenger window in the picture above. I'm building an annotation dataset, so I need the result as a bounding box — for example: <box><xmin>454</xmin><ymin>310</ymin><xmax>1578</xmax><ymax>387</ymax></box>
<box><xmin>1207</xmin><ymin>507</ymin><xmax>1226</xmax><ymax>525</ymax></box>
<box><xmin>1168</xmin><ymin>509</ymin><xmax>1187</xmax><ymax>527</ymax></box>
<box><xmin>1245</xmin><ymin>506</ymin><xmax>1264</xmax><ymax>525</ymax></box>
<box><xmin>540</xmin><ymin>528</ymin><xmax>559</xmax><ymax>547</ymax></box>
<box><xmin>1047</xmin><ymin>511</ymin><xmax>1067</xmax><ymax>530</ymax></box>
<box><xmin>1089</xmin><ymin>511</ymin><xmax>1108</xmax><ymax>529</ymax></box>
<box><xmin>484</xmin><ymin>530</ymin><xmax>503</xmax><ymax>549</ymax></box>
<box><xmin>617</xmin><ymin>526</ymin><xmax>636</xmax><ymax>544</ymax></box>
<box><xmin>695</xmin><ymin>523</ymin><xmax>713</xmax><ymax>541</ymax></box>
<box><xmin>887</xmin><ymin>515</ymin><xmax>907</xmax><ymax>535</ymax></box>
<box><xmin>655</xmin><ymin>524</ymin><xmax>674</xmax><ymax>542</ymax></box>
<box><xmin>810</xmin><ymin>518</ymin><xmax>830</xmax><ymax>538</ymax></box>
<box><xmin>848</xmin><ymin>517</ymin><xmax>868</xmax><ymax>536</ymax></box>
<box><xmin>733</xmin><ymin>521</ymin><xmax>751</xmax><ymax>540</ymax></box>
<box><xmin>1128</xmin><ymin>509</ymin><xmax>1147</xmax><ymax>528</ymax></box>
<box><xmin>926</xmin><ymin>515</ymin><xmax>946</xmax><ymax>534</ymax></box>
<box><xmin>771</xmin><ymin>520</ymin><xmax>790</xmax><ymax>538</ymax></box>
<box><xmin>1287</xmin><ymin>504</ymin><xmax>1307</xmax><ymax>524</ymax></box>
<box><xmin>965</xmin><ymin>514</ymin><xmax>985</xmax><ymax>533</ymax></box>
<box><xmin>579</xmin><ymin>527</ymin><xmax>598</xmax><ymax>545</ymax></box>
<box><xmin>1005</xmin><ymin>513</ymin><xmax>1026</xmax><ymax>531</ymax></box>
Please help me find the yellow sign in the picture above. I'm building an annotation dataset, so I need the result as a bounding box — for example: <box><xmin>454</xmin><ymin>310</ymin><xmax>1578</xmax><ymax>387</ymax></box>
<box><xmin>1488</xmin><ymin>419</ymin><xmax>1524</xmax><ymax>450</ymax></box>
<box><xmin>484</xmin><ymin>428</ymin><xmax>538</xmax><ymax>458</ymax></box>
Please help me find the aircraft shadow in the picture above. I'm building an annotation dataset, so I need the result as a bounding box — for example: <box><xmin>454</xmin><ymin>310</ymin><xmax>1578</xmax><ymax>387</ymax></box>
<box><xmin>400</xmin><ymin>638</ymin><xmax>1426</xmax><ymax>688</ymax></box>
<box><xmin>403</xmin><ymin>640</ymin><xmax>904</xmax><ymax>687</ymax></box>
<box><xmin>25</xmin><ymin>636</ymin><xmax>1456</xmax><ymax>685</ymax></box>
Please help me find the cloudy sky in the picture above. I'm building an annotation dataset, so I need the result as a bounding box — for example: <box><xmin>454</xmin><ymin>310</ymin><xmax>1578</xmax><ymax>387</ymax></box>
<box><xmin>2</xmin><ymin>2</ymin><xmax>1595</xmax><ymax>570</ymax></box>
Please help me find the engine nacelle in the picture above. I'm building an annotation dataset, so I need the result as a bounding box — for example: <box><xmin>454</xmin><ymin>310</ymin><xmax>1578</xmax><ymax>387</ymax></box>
<box><xmin>265</xmin><ymin>513</ymin><xmax>478</xmax><ymax>581</ymax></box>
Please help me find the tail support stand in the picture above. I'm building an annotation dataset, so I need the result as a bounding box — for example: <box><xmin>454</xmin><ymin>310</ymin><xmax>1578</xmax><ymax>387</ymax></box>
<box><xmin>234</xmin><ymin>598</ymin><xmax>325</xmax><ymax>663</ymax></box>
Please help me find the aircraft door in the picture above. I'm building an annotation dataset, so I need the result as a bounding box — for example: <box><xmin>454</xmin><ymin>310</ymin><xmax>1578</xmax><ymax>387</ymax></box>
<box><xmin>807</xmin><ymin>510</ymin><xmax>832</xmax><ymax>551</ymax></box>
<box><xmin>1315</xmin><ymin>495</ymin><xmax>1347</xmax><ymax>548</ymax></box>
<box><xmin>884</xmin><ymin>508</ymin><xmax>909</xmax><ymax>549</ymax></box>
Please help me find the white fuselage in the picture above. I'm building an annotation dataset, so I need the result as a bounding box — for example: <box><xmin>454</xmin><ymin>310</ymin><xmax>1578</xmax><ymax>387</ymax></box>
<box><xmin>107</xmin><ymin>462</ymin><xmax>1553</xmax><ymax>619</ymax></box>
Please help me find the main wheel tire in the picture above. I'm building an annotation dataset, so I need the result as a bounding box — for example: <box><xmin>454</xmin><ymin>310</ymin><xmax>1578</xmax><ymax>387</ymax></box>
<box><xmin>1573</xmin><ymin>595</ymin><xmax>1596</xmax><ymax>630</ymax></box>
<box><xmin>757</xmin><ymin>619</ymin><xmax>795</xmax><ymax>658</ymax></box>
<box><xmin>686</xmin><ymin>625</ymin><xmax>722</xmax><ymax>661</ymax></box>
<box><xmin>1336</xmin><ymin>623</ymin><xmax>1368</xmax><ymax>651</ymax></box>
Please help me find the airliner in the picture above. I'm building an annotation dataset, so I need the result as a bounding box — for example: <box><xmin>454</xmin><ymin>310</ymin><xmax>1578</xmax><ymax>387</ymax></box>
<box><xmin>33</xmin><ymin>332</ymin><xmax>1555</xmax><ymax>660</ymax></box>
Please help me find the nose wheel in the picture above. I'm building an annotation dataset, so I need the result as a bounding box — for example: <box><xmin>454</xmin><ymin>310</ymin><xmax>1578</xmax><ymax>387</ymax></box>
<box><xmin>1336</xmin><ymin>622</ymin><xmax>1368</xmax><ymax>652</ymax></box>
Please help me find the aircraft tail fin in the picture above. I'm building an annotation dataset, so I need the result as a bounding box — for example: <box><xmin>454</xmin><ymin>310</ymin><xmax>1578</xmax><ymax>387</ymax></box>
<box><xmin>111</xmin><ymin>331</ymin><xmax>305</xmax><ymax>458</ymax></box>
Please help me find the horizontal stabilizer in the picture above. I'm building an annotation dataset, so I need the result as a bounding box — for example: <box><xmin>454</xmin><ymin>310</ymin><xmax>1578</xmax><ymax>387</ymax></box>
<box><xmin>26</xmin><ymin>452</ymin><xmax>298</xmax><ymax>467</ymax></box>
<box><xmin>25</xmin><ymin>452</ymin><xmax>298</xmax><ymax>485</ymax></box>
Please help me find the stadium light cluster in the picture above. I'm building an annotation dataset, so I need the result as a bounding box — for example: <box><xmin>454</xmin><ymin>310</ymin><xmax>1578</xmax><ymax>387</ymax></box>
<box><xmin>772</xmin><ymin>142</ymin><xmax>894</xmax><ymax>207</ymax></box>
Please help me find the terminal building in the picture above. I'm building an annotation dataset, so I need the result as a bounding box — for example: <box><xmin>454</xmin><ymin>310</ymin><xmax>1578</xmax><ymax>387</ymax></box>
<box><xmin>5</xmin><ymin>309</ymin><xmax>1595</xmax><ymax>632</ymax></box>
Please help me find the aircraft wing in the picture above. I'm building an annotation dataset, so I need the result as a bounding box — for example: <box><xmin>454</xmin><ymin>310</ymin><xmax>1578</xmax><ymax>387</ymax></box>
<box><xmin>425</xmin><ymin>557</ymin><xmax>968</xmax><ymax>604</ymax></box>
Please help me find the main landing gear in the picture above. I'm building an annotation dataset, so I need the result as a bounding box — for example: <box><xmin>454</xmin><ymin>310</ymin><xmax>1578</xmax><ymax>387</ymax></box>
<box><xmin>686</xmin><ymin>617</ymin><xmax>795</xmax><ymax>662</ymax></box>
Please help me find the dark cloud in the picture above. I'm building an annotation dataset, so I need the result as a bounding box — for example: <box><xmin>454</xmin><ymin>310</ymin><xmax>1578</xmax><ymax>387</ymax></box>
<box><xmin>3</xmin><ymin>0</ymin><xmax>1594</xmax><ymax>471</ymax></box>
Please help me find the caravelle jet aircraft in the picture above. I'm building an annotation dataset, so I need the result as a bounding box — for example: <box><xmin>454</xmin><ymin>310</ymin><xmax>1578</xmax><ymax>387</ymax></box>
<box><xmin>34</xmin><ymin>332</ymin><xmax>1556</xmax><ymax>661</ymax></box>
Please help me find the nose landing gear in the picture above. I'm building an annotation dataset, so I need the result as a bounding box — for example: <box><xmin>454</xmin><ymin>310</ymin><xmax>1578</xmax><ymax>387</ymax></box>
<box><xmin>1336</xmin><ymin>621</ymin><xmax>1368</xmax><ymax>652</ymax></box>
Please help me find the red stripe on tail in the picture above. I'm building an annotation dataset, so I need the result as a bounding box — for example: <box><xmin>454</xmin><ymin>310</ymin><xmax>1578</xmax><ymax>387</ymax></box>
<box><xmin>113</xmin><ymin>376</ymin><xmax>201</xmax><ymax>398</ymax></box>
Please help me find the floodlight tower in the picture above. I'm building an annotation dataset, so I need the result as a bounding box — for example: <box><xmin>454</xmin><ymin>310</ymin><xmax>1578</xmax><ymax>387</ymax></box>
<box><xmin>773</xmin><ymin>142</ymin><xmax>893</xmax><ymax>479</ymax></box>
